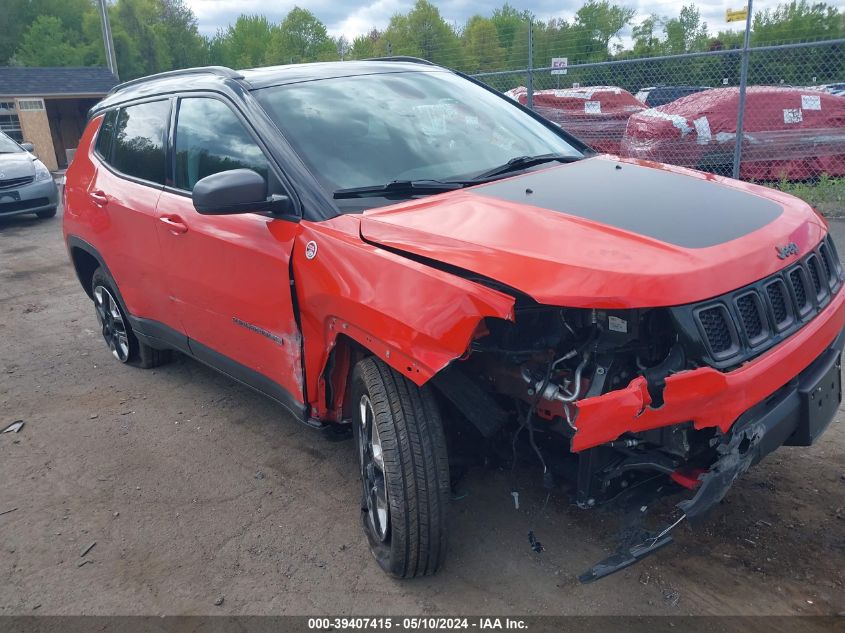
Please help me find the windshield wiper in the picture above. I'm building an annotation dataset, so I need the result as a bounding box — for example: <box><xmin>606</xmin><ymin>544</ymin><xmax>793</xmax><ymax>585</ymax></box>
<box><xmin>470</xmin><ymin>153</ymin><xmax>581</xmax><ymax>181</ymax></box>
<box><xmin>333</xmin><ymin>179</ymin><xmax>466</xmax><ymax>199</ymax></box>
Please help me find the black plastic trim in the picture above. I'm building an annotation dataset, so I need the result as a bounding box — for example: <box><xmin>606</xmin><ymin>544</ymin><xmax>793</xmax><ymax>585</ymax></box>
<box><xmin>126</xmin><ymin>316</ymin><xmax>307</xmax><ymax>422</ymax></box>
<box><xmin>672</xmin><ymin>235</ymin><xmax>843</xmax><ymax>370</ymax></box>
<box><xmin>66</xmin><ymin>236</ymin><xmax>123</xmax><ymax>301</ymax></box>
<box><xmin>128</xmin><ymin>316</ymin><xmax>190</xmax><ymax>354</ymax></box>
<box><xmin>187</xmin><ymin>337</ymin><xmax>307</xmax><ymax>422</ymax></box>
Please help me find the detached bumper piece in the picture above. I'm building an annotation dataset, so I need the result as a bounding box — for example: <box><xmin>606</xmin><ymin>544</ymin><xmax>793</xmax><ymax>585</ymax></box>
<box><xmin>680</xmin><ymin>342</ymin><xmax>842</xmax><ymax>519</ymax></box>
<box><xmin>580</xmin><ymin>331</ymin><xmax>843</xmax><ymax>583</ymax></box>
<box><xmin>579</xmin><ymin>529</ymin><xmax>676</xmax><ymax>583</ymax></box>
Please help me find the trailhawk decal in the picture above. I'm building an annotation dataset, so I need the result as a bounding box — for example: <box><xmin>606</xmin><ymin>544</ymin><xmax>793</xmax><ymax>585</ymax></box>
<box><xmin>232</xmin><ymin>317</ymin><xmax>287</xmax><ymax>346</ymax></box>
<box><xmin>471</xmin><ymin>159</ymin><xmax>783</xmax><ymax>249</ymax></box>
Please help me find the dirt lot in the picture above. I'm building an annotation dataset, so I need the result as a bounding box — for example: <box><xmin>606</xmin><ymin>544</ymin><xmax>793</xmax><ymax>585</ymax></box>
<box><xmin>1</xmin><ymin>203</ymin><xmax>844</xmax><ymax>616</ymax></box>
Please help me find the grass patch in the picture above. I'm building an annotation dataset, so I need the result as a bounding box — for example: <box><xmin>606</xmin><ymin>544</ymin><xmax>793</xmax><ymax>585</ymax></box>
<box><xmin>772</xmin><ymin>175</ymin><xmax>845</xmax><ymax>218</ymax></box>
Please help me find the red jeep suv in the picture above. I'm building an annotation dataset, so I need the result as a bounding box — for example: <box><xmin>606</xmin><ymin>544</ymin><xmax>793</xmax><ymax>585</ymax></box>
<box><xmin>64</xmin><ymin>59</ymin><xmax>845</xmax><ymax>581</ymax></box>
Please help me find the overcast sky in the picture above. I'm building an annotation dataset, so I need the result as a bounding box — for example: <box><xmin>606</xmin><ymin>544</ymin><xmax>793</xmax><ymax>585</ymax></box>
<box><xmin>184</xmin><ymin>0</ymin><xmax>781</xmax><ymax>44</ymax></box>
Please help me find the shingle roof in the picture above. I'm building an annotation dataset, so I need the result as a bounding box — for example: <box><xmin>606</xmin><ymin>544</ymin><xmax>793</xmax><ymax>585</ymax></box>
<box><xmin>0</xmin><ymin>66</ymin><xmax>118</xmax><ymax>97</ymax></box>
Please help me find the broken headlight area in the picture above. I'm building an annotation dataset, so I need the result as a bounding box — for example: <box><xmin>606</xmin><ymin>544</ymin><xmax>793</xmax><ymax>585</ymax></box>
<box><xmin>432</xmin><ymin>304</ymin><xmax>750</xmax><ymax>581</ymax></box>
<box><xmin>433</xmin><ymin>304</ymin><xmax>741</xmax><ymax>512</ymax></box>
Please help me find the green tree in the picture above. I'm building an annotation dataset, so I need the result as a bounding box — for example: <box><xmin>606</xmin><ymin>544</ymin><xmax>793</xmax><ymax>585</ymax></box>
<box><xmin>490</xmin><ymin>3</ymin><xmax>533</xmax><ymax>53</ymax></box>
<box><xmin>159</xmin><ymin>0</ymin><xmax>208</xmax><ymax>68</ymax></box>
<box><xmin>753</xmin><ymin>0</ymin><xmax>844</xmax><ymax>44</ymax></box>
<box><xmin>381</xmin><ymin>0</ymin><xmax>462</xmax><ymax>67</ymax></box>
<box><xmin>14</xmin><ymin>16</ymin><xmax>86</xmax><ymax>66</ymax></box>
<box><xmin>663</xmin><ymin>5</ymin><xmax>709</xmax><ymax>53</ymax></box>
<box><xmin>209</xmin><ymin>15</ymin><xmax>275</xmax><ymax>68</ymax></box>
<box><xmin>632</xmin><ymin>14</ymin><xmax>663</xmax><ymax>56</ymax></box>
<box><xmin>462</xmin><ymin>16</ymin><xmax>505</xmax><ymax>72</ymax></box>
<box><xmin>349</xmin><ymin>29</ymin><xmax>381</xmax><ymax>59</ymax></box>
<box><xmin>7</xmin><ymin>0</ymin><xmax>99</xmax><ymax>65</ymax></box>
<box><xmin>267</xmin><ymin>7</ymin><xmax>336</xmax><ymax>64</ymax></box>
<box><xmin>109</xmin><ymin>0</ymin><xmax>173</xmax><ymax>78</ymax></box>
<box><xmin>570</xmin><ymin>0</ymin><xmax>636</xmax><ymax>61</ymax></box>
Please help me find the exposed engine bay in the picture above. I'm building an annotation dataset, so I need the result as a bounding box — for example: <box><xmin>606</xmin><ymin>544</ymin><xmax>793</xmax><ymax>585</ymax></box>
<box><xmin>431</xmin><ymin>304</ymin><xmax>734</xmax><ymax>580</ymax></box>
<box><xmin>436</xmin><ymin>305</ymin><xmax>711</xmax><ymax>494</ymax></box>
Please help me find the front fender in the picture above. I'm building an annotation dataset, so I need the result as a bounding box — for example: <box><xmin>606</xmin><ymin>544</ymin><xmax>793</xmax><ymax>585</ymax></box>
<box><xmin>293</xmin><ymin>216</ymin><xmax>515</xmax><ymax>420</ymax></box>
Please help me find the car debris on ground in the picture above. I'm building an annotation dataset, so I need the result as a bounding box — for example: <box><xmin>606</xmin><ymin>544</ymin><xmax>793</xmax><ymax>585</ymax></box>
<box><xmin>3</xmin><ymin>420</ymin><xmax>24</xmax><ymax>433</ymax></box>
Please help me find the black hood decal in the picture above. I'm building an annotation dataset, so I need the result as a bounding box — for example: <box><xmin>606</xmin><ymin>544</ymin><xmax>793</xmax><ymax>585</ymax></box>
<box><xmin>470</xmin><ymin>159</ymin><xmax>782</xmax><ymax>249</ymax></box>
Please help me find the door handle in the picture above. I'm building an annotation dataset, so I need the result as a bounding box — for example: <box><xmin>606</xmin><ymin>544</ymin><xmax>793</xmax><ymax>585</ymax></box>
<box><xmin>89</xmin><ymin>190</ymin><xmax>108</xmax><ymax>206</ymax></box>
<box><xmin>159</xmin><ymin>215</ymin><xmax>188</xmax><ymax>235</ymax></box>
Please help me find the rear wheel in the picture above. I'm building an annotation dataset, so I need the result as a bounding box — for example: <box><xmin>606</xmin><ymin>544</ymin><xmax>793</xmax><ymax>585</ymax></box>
<box><xmin>351</xmin><ymin>357</ymin><xmax>450</xmax><ymax>578</ymax></box>
<box><xmin>90</xmin><ymin>268</ymin><xmax>171</xmax><ymax>368</ymax></box>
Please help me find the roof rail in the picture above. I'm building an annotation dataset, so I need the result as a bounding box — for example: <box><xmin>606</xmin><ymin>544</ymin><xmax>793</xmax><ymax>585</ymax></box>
<box><xmin>108</xmin><ymin>66</ymin><xmax>243</xmax><ymax>95</ymax></box>
<box><xmin>365</xmin><ymin>56</ymin><xmax>437</xmax><ymax>66</ymax></box>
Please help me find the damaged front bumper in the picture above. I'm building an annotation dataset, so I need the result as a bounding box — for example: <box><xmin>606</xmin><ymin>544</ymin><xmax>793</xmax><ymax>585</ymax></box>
<box><xmin>680</xmin><ymin>335</ymin><xmax>843</xmax><ymax>518</ymax></box>
<box><xmin>571</xmin><ymin>281</ymin><xmax>845</xmax><ymax>453</ymax></box>
<box><xmin>577</xmin><ymin>292</ymin><xmax>845</xmax><ymax>582</ymax></box>
<box><xmin>580</xmin><ymin>333</ymin><xmax>843</xmax><ymax>582</ymax></box>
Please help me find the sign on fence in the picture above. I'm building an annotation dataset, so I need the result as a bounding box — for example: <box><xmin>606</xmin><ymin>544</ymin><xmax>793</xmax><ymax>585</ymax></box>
<box><xmin>550</xmin><ymin>58</ymin><xmax>568</xmax><ymax>75</ymax></box>
<box><xmin>725</xmin><ymin>7</ymin><xmax>748</xmax><ymax>22</ymax></box>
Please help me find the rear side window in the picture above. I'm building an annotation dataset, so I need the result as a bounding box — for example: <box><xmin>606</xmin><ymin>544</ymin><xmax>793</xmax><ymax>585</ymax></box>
<box><xmin>111</xmin><ymin>100</ymin><xmax>170</xmax><ymax>185</ymax></box>
<box><xmin>174</xmin><ymin>97</ymin><xmax>268</xmax><ymax>192</ymax></box>
<box><xmin>94</xmin><ymin>110</ymin><xmax>117</xmax><ymax>159</ymax></box>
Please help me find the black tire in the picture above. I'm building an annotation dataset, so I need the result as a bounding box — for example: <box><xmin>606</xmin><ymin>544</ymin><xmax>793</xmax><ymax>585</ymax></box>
<box><xmin>351</xmin><ymin>357</ymin><xmax>450</xmax><ymax>578</ymax></box>
<box><xmin>90</xmin><ymin>267</ymin><xmax>171</xmax><ymax>368</ymax></box>
<box><xmin>36</xmin><ymin>206</ymin><xmax>57</xmax><ymax>219</ymax></box>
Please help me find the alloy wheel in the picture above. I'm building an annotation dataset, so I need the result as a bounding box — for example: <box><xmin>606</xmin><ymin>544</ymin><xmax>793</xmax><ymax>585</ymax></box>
<box><xmin>93</xmin><ymin>285</ymin><xmax>130</xmax><ymax>362</ymax></box>
<box><xmin>358</xmin><ymin>394</ymin><xmax>390</xmax><ymax>542</ymax></box>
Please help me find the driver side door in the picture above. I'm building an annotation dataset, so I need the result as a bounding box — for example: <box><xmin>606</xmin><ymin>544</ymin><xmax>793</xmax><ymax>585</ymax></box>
<box><xmin>154</xmin><ymin>95</ymin><xmax>305</xmax><ymax>414</ymax></box>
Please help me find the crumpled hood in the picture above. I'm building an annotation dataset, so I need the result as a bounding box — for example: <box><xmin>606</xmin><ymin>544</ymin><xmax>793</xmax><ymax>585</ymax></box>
<box><xmin>0</xmin><ymin>152</ymin><xmax>36</xmax><ymax>179</ymax></box>
<box><xmin>360</xmin><ymin>156</ymin><xmax>827</xmax><ymax>308</ymax></box>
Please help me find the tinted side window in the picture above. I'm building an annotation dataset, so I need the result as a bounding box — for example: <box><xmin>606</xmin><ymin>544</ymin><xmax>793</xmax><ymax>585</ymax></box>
<box><xmin>95</xmin><ymin>110</ymin><xmax>117</xmax><ymax>160</ymax></box>
<box><xmin>174</xmin><ymin>98</ymin><xmax>268</xmax><ymax>192</ymax></box>
<box><xmin>111</xmin><ymin>100</ymin><xmax>169</xmax><ymax>185</ymax></box>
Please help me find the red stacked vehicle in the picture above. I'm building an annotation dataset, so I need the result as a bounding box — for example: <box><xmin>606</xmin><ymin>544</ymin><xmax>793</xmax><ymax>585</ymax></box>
<box><xmin>621</xmin><ymin>86</ymin><xmax>845</xmax><ymax>180</ymax></box>
<box><xmin>506</xmin><ymin>85</ymin><xmax>645</xmax><ymax>154</ymax></box>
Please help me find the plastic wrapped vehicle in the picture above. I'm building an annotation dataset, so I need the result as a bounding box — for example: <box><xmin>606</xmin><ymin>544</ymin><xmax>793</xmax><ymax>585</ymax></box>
<box><xmin>621</xmin><ymin>86</ymin><xmax>845</xmax><ymax>180</ymax></box>
<box><xmin>506</xmin><ymin>85</ymin><xmax>645</xmax><ymax>154</ymax></box>
<box><xmin>634</xmin><ymin>85</ymin><xmax>710</xmax><ymax>107</ymax></box>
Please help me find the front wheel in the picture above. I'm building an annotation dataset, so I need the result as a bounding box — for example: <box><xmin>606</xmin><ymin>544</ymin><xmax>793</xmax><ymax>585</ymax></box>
<box><xmin>351</xmin><ymin>357</ymin><xmax>450</xmax><ymax>578</ymax></box>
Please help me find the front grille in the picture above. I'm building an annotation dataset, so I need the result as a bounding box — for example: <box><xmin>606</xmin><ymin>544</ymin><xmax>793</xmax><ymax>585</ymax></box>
<box><xmin>698</xmin><ymin>306</ymin><xmax>733</xmax><ymax>353</ymax></box>
<box><xmin>790</xmin><ymin>267</ymin><xmax>808</xmax><ymax>311</ymax></box>
<box><xmin>807</xmin><ymin>254</ymin><xmax>822</xmax><ymax>296</ymax></box>
<box><xmin>0</xmin><ymin>197</ymin><xmax>49</xmax><ymax>214</ymax></box>
<box><xmin>0</xmin><ymin>176</ymin><xmax>34</xmax><ymax>190</ymax></box>
<box><xmin>736</xmin><ymin>293</ymin><xmax>764</xmax><ymax>340</ymax></box>
<box><xmin>766</xmin><ymin>281</ymin><xmax>789</xmax><ymax>325</ymax></box>
<box><xmin>819</xmin><ymin>243</ymin><xmax>833</xmax><ymax>281</ymax></box>
<box><xmin>672</xmin><ymin>234</ymin><xmax>842</xmax><ymax>369</ymax></box>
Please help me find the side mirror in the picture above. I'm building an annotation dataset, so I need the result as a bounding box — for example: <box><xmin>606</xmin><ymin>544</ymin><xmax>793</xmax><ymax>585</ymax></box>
<box><xmin>192</xmin><ymin>169</ymin><xmax>294</xmax><ymax>217</ymax></box>
<box><xmin>20</xmin><ymin>142</ymin><xmax>34</xmax><ymax>152</ymax></box>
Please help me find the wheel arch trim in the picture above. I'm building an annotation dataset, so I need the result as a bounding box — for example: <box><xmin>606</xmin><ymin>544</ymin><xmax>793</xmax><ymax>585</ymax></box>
<box><xmin>66</xmin><ymin>235</ymin><xmax>124</xmax><ymax>304</ymax></box>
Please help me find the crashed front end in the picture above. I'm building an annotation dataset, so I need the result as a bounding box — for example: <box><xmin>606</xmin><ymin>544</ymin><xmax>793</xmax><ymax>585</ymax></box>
<box><xmin>446</xmin><ymin>233</ymin><xmax>845</xmax><ymax>530</ymax></box>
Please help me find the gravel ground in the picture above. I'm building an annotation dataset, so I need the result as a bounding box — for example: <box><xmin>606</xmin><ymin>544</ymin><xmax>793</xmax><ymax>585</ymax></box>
<box><xmin>0</xmin><ymin>204</ymin><xmax>844</xmax><ymax>616</ymax></box>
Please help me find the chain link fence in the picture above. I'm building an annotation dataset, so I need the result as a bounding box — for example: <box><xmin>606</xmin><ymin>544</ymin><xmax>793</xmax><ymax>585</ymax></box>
<box><xmin>471</xmin><ymin>37</ymin><xmax>845</xmax><ymax>214</ymax></box>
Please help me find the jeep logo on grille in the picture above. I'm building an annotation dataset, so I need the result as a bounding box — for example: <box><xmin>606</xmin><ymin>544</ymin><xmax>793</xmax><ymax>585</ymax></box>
<box><xmin>776</xmin><ymin>242</ymin><xmax>799</xmax><ymax>259</ymax></box>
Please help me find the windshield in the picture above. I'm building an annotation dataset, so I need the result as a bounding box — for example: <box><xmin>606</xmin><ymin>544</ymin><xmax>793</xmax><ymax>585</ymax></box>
<box><xmin>254</xmin><ymin>70</ymin><xmax>583</xmax><ymax>204</ymax></box>
<box><xmin>0</xmin><ymin>132</ymin><xmax>23</xmax><ymax>153</ymax></box>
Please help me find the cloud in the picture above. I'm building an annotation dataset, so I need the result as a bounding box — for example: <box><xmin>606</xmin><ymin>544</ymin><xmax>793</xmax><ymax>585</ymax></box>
<box><xmin>326</xmin><ymin>0</ymin><xmax>411</xmax><ymax>39</ymax></box>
